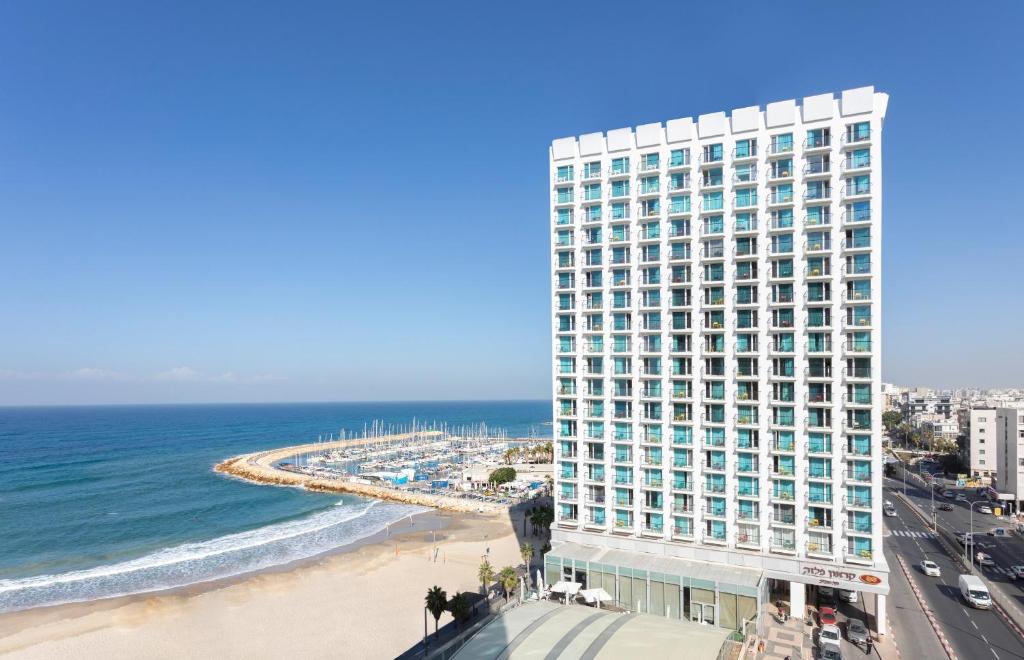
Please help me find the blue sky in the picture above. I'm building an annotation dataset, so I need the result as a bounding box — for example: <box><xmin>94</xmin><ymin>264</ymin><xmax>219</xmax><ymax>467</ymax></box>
<box><xmin>1</xmin><ymin>1</ymin><xmax>1021</xmax><ymax>405</ymax></box>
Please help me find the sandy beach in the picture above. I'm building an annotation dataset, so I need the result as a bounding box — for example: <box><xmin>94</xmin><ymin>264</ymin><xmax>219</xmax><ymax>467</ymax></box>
<box><xmin>0</xmin><ymin>507</ymin><xmax>531</xmax><ymax>660</ymax></box>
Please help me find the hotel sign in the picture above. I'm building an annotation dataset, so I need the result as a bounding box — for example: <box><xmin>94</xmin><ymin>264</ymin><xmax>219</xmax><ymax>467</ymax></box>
<box><xmin>764</xmin><ymin>559</ymin><xmax>889</xmax><ymax>594</ymax></box>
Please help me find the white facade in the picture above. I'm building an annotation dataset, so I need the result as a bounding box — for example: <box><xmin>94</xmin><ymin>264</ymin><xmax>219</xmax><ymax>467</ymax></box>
<box><xmin>997</xmin><ymin>407</ymin><xmax>1024</xmax><ymax>506</ymax></box>
<box><xmin>548</xmin><ymin>87</ymin><xmax>890</xmax><ymax>617</ymax></box>
<box><xmin>968</xmin><ymin>408</ymin><xmax>998</xmax><ymax>477</ymax></box>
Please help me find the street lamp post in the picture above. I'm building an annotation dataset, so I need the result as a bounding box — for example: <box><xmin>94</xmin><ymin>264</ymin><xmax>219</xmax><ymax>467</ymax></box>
<box><xmin>966</xmin><ymin>500</ymin><xmax>985</xmax><ymax>572</ymax></box>
<box><xmin>929</xmin><ymin>474</ymin><xmax>936</xmax><ymax>532</ymax></box>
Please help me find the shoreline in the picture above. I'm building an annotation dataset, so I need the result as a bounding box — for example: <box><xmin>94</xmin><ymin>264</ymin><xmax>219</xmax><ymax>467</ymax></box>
<box><xmin>0</xmin><ymin>507</ymin><xmax>525</xmax><ymax>659</ymax></box>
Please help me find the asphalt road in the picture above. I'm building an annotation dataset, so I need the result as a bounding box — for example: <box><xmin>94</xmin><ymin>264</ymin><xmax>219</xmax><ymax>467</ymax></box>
<box><xmin>892</xmin><ymin>463</ymin><xmax>1024</xmax><ymax>613</ymax></box>
<box><xmin>884</xmin><ymin>481</ymin><xmax>1024</xmax><ymax>660</ymax></box>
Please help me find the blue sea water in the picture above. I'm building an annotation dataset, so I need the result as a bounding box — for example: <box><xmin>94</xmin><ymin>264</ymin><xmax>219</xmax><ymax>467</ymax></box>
<box><xmin>0</xmin><ymin>401</ymin><xmax>551</xmax><ymax>612</ymax></box>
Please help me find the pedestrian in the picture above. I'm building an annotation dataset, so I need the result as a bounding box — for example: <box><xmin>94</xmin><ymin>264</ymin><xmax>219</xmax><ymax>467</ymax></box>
<box><xmin>866</xmin><ymin>636</ymin><xmax>873</xmax><ymax>654</ymax></box>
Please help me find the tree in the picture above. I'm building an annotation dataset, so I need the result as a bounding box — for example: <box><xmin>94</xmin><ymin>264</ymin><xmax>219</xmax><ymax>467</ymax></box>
<box><xmin>531</xmin><ymin>506</ymin><xmax>554</xmax><ymax>536</ymax></box>
<box><xmin>882</xmin><ymin>410</ymin><xmax>902</xmax><ymax>432</ymax></box>
<box><xmin>448</xmin><ymin>592</ymin><xmax>470</xmax><ymax>630</ymax></box>
<box><xmin>520</xmin><ymin>542</ymin><xmax>534</xmax><ymax>569</ymax></box>
<box><xmin>489</xmin><ymin>466</ymin><xmax>517</xmax><ymax>486</ymax></box>
<box><xmin>478</xmin><ymin>558</ymin><xmax>495</xmax><ymax>593</ymax></box>
<box><xmin>425</xmin><ymin>585</ymin><xmax>447</xmax><ymax>641</ymax></box>
<box><xmin>498</xmin><ymin>566</ymin><xmax>517</xmax><ymax>602</ymax></box>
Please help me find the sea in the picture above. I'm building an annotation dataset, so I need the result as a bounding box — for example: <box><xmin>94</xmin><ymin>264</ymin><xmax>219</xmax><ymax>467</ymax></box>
<box><xmin>0</xmin><ymin>401</ymin><xmax>551</xmax><ymax>613</ymax></box>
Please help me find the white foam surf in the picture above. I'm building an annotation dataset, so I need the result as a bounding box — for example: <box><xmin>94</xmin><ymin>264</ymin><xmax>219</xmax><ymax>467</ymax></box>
<box><xmin>0</xmin><ymin>500</ymin><xmax>428</xmax><ymax>613</ymax></box>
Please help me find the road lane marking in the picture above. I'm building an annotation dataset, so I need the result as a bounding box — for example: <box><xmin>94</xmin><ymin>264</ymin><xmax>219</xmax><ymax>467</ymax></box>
<box><xmin>971</xmin><ymin>620</ymin><xmax>979</xmax><ymax>629</ymax></box>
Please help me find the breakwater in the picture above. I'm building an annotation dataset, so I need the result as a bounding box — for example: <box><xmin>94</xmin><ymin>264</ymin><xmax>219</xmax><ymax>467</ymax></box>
<box><xmin>214</xmin><ymin>431</ymin><xmax>505</xmax><ymax>514</ymax></box>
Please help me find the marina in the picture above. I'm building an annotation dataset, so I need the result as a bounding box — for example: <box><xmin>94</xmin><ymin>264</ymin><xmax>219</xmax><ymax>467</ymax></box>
<box><xmin>216</xmin><ymin>420</ymin><xmax>553</xmax><ymax>512</ymax></box>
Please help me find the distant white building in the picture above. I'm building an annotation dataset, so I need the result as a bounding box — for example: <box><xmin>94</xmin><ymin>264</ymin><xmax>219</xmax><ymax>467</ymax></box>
<box><xmin>966</xmin><ymin>408</ymin><xmax>998</xmax><ymax>479</ymax></box>
<box><xmin>996</xmin><ymin>406</ymin><xmax>1024</xmax><ymax>510</ymax></box>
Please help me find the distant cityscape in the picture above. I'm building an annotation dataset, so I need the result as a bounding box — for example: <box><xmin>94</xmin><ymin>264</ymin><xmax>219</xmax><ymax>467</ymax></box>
<box><xmin>883</xmin><ymin>384</ymin><xmax>1024</xmax><ymax>507</ymax></box>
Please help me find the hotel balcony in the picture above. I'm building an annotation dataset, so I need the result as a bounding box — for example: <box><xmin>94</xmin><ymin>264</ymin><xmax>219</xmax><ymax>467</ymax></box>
<box><xmin>806</xmin><ymin>541</ymin><xmax>835</xmax><ymax>560</ymax></box>
<box><xmin>702</xmin><ymin>533</ymin><xmax>728</xmax><ymax>546</ymax></box>
<box><xmin>803</xmin><ymin>187</ymin><xmax>832</xmax><ymax>203</ymax></box>
<box><xmin>672</xmin><ymin>526</ymin><xmax>695</xmax><ymax>542</ymax></box>
<box><xmin>843</xmin><ymin>367</ymin><xmax>872</xmax><ymax>382</ymax></box>
<box><xmin>736</xmin><ymin>486</ymin><xmax>760</xmax><ymax>500</ymax></box>
<box><xmin>842</xmin><ymin>184</ymin><xmax>872</xmax><ymax>201</ymax></box>
<box><xmin>767</xmin><ymin>192</ymin><xmax>794</xmax><ymax>207</ymax></box>
<box><xmin>844</xmin><ymin>469</ymin><xmax>873</xmax><ymax>486</ymax></box>
<box><xmin>841</xmin><ymin>236</ymin><xmax>872</xmax><ymax>252</ymax></box>
<box><xmin>804</xmin><ymin>212</ymin><xmax>832</xmax><ymax>229</ymax></box>
<box><xmin>842</xmin><ymin>290</ymin><xmax>873</xmax><ymax>304</ymax></box>
<box><xmin>641</xmin><ymin>524</ymin><xmax>664</xmax><ymax>538</ymax></box>
<box><xmin>736</xmin><ymin>532</ymin><xmax>762</xmax><ymax>550</ymax></box>
<box><xmin>842</xmin><ymin>208</ymin><xmax>871</xmax><ymax>225</ymax></box>
<box><xmin>732</xmin><ymin>145</ymin><xmax>758</xmax><ymax>161</ymax></box>
<box><xmin>842</xmin><ymin>260</ymin><xmax>872</xmax><ymax>278</ymax></box>
<box><xmin>844</xmin><ymin>495</ymin><xmax>872</xmax><ymax>511</ymax></box>
<box><xmin>843</xmin><ymin>339</ymin><xmax>873</xmax><ymax>355</ymax></box>
<box><xmin>769</xmin><ymin>537</ymin><xmax>798</xmax><ymax>555</ymax></box>
<box><xmin>844</xmin><ymin>550</ymin><xmax>874</xmax><ymax>566</ymax></box>
<box><xmin>805</xmin><ymin>134</ymin><xmax>832</xmax><ymax>151</ymax></box>
<box><xmin>842</xmin><ymin>156</ymin><xmax>871</xmax><ymax>174</ymax></box>
<box><xmin>803</xmin><ymin>161</ymin><xmax>831</xmax><ymax>178</ymax></box>
<box><xmin>842</xmin><ymin>128</ymin><xmax>872</xmax><ymax>148</ymax></box>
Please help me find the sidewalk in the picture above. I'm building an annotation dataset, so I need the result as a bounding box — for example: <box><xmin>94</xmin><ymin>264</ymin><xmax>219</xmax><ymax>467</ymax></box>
<box><xmin>755</xmin><ymin>603</ymin><xmax>812</xmax><ymax>660</ymax></box>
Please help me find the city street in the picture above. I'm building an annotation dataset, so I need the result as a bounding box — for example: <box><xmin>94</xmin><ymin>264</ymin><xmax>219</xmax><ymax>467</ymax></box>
<box><xmin>884</xmin><ymin>476</ymin><xmax>1024</xmax><ymax>659</ymax></box>
<box><xmin>892</xmin><ymin>462</ymin><xmax>1024</xmax><ymax>613</ymax></box>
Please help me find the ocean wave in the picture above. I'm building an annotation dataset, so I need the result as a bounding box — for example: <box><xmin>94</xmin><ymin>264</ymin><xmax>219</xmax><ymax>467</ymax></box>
<box><xmin>0</xmin><ymin>500</ymin><xmax>428</xmax><ymax>613</ymax></box>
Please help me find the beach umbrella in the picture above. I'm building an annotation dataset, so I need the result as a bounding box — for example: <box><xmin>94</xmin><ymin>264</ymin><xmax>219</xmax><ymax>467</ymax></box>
<box><xmin>536</xmin><ymin>568</ymin><xmax>544</xmax><ymax>594</ymax></box>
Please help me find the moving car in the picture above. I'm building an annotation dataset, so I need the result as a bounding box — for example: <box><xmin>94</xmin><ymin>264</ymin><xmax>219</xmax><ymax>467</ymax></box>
<box><xmin>939</xmin><ymin>502</ymin><xmax>955</xmax><ymax>511</ymax></box>
<box><xmin>839</xmin><ymin>589</ymin><xmax>858</xmax><ymax>603</ymax></box>
<box><xmin>956</xmin><ymin>532</ymin><xmax>974</xmax><ymax>546</ymax></box>
<box><xmin>921</xmin><ymin>560</ymin><xmax>942</xmax><ymax>577</ymax></box>
<box><xmin>819</xmin><ymin>606</ymin><xmax>838</xmax><ymax>626</ymax></box>
<box><xmin>943</xmin><ymin>490</ymin><xmax>955</xmax><ymax>498</ymax></box>
<box><xmin>975</xmin><ymin>552</ymin><xmax>995</xmax><ymax>566</ymax></box>
<box><xmin>1011</xmin><ymin>565</ymin><xmax>1024</xmax><ymax>579</ymax></box>
<box><xmin>884</xmin><ymin>504</ymin><xmax>897</xmax><ymax>517</ymax></box>
<box><xmin>956</xmin><ymin>494</ymin><xmax>968</xmax><ymax>502</ymax></box>
<box><xmin>819</xmin><ymin>623</ymin><xmax>842</xmax><ymax>646</ymax></box>
<box><xmin>959</xmin><ymin>573</ymin><xmax>992</xmax><ymax>608</ymax></box>
<box><xmin>846</xmin><ymin>617</ymin><xmax>869</xmax><ymax>645</ymax></box>
<box><xmin>978</xmin><ymin>505</ymin><xmax>993</xmax><ymax>514</ymax></box>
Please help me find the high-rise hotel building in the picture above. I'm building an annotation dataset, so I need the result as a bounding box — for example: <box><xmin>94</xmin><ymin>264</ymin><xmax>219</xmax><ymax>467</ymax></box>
<box><xmin>546</xmin><ymin>87</ymin><xmax>889</xmax><ymax>631</ymax></box>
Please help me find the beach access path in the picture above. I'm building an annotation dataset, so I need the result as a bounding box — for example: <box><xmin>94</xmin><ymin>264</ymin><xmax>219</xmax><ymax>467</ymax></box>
<box><xmin>215</xmin><ymin>431</ymin><xmax>505</xmax><ymax>513</ymax></box>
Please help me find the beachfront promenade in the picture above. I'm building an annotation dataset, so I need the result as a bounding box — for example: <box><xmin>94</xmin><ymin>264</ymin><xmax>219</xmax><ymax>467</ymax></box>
<box><xmin>215</xmin><ymin>431</ymin><xmax>507</xmax><ymax>513</ymax></box>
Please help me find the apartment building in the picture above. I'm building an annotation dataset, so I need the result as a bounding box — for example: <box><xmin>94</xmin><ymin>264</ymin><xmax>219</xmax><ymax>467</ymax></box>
<box><xmin>547</xmin><ymin>87</ymin><xmax>889</xmax><ymax>632</ymax></box>
<box><xmin>967</xmin><ymin>408</ymin><xmax>998</xmax><ymax>478</ymax></box>
<box><xmin>996</xmin><ymin>406</ymin><xmax>1024</xmax><ymax>510</ymax></box>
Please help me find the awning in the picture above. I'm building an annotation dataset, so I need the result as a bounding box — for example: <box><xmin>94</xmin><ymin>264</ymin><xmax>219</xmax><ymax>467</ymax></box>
<box><xmin>580</xmin><ymin>587</ymin><xmax>613</xmax><ymax>603</ymax></box>
<box><xmin>549</xmin><ymin>581</ymin><xmax>582</xmax><ymax>595</ymax></box>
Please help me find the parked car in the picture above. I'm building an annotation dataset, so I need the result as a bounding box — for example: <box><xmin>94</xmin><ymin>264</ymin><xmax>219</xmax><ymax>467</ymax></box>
<box><xmin>839</xmin><ymin>589</ymin><xmax>858</xmax><ymax>603</ymax></box>
<box><xmin>817</xmin><ymin>587</ymin><xmax>836</xmax><ymax>608</ymax></box>
<box><xmin>846</xmin><ymin>617</ymin><xmax>869</xmax><ymax>645</ymax></box>
<box><xmin>818</xmin><ymin>644</ymin><xmax>842</xmax><ymax>660</ymax></box>
<box><xmin>921</xmin><ymin>560</ymin><xmax>942</xmax><ymax>577</ymax></box>
<box><xmin>819</xmin><ymin>606</ymin><xmax>838</xmax><ymax>626</ymax></box>
<box><xmin>975</xmin><ymin>552</ymin><xmax>995</xmax><ymax>566</ymax></box>
<box><xmin>939</xmin><ymin>502</ymin><xmax>955</xmax><ymax>511</ymax></box>
<box><xmin>1011</xmin><ymin>565</ymin><xmax>1024</xmax><ymax>579</ymax></box>
<box><xmin>819</xmin><ymin>623</ymin><xmax>842</xmax><ymax>646</ymax></box>
<box><xmin>978</xmin><ymin>505</ymin><xmax>993</xmax><ymax>514</ymax></box>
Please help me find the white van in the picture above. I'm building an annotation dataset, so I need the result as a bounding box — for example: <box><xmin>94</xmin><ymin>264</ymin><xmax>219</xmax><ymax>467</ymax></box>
<box><xmin>959</xmin><ymin>574</ymin><xmax>991</xmax><ymax>609</ymax></box>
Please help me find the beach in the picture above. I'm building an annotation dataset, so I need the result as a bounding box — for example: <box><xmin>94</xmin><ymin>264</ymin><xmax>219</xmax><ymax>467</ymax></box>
<box><xmin>0</xmin><ymin>508</ymin><xmax>530</xmax><ymax>660</ymax></box>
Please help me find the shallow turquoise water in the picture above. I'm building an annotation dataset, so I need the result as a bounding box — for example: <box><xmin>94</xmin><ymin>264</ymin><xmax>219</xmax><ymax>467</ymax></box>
<box><xmin>0</xmin><ymin>401</ymin><xmax>550</xmax><ymax>611</ymax></box>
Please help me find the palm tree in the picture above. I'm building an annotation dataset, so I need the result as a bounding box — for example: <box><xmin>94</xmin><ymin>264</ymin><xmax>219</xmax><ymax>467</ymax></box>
<box><xmin>478</xmin><ymin>558</ymin><xmax>495</xmax><ymax>594</ymax></box>
<box><xmin>520</xmin><ymin>542</ymin><xmax>534</xmax><ymax>569</ymax></box>
<box><xmin>498</xmin><ymin>566</ymin><xmax>517</xmax><ymax>602</ymax></box>
<box><xmin>449</xmin><ymin>592</ymin><xmax>470</xmax><ymax>630</ymax></box>
<box><xmin>425</xmin><ymin>585</ymin><xmax>447</xmax><ymax>641</ymax></box>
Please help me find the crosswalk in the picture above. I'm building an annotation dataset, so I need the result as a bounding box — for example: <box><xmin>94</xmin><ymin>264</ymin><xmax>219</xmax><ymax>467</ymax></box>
<box><xmin>888</xmin><ymin>529</ymin><xmax>938</xmax><ymax>539</ymax></box>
